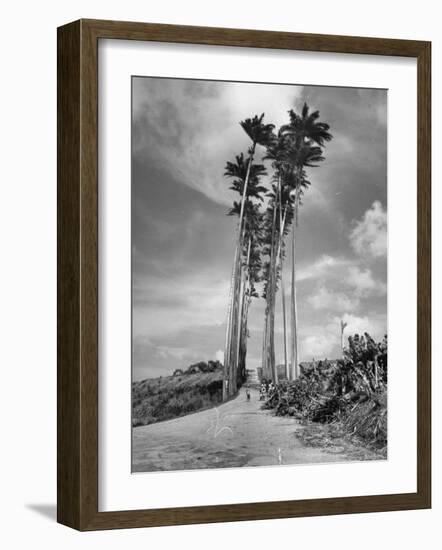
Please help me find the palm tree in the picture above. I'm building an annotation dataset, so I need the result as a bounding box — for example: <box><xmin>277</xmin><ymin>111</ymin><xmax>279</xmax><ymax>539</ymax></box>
<box><xmin>236</xmin><ymin>115</ymin><xmax>275</xmax><ymax>235</ymax></box>
<box><xmin>224</xmin><ymin>156</ymin><xmax>266</xmax><ymax>391</ymax></box>
<box><xmin>233</xmin><ymin>203</ymin><xmax>264</xmax><ymax>385</ymax></box>
<box><xmin>275</xmin><ymin>174</ymin><xmax>295</xmax><ymax>378</ymax></box>
<box><xmin>226</xmin><ymin>198</ymin><xmax>264</xmax><ymax>391</ymax></box>
<box><xmin>282</xmin><ymin>103</ymin><xmax>333</xmax><ymax>149</ymax></box>
<box><xmin>224</xmin><ymin>106</ymin><xmax>331</xmax><ymax>394</ymax></box>
<box><xmin>261</xmin><ymin>132</ymin><xmax>292</xmax><ymax>381</ymax></box>
<box><xmin>224</xmin><ymin>156</ymin><xmax>267</xmax><ymax>385</ymax></box>
<box><xmin>284</xmin><ymin>145</ymin><xmax>324</xmax><ymax>382</ymax></box>
<box><xmin>281</xmin><ymin>103</ymin><xmax>332</xmax><ymax>380</ymax></box>
<box><xmin>261</xmin><ymin>190</ymin><xmax>279</xmax><ymax>382</ymax></box>
<box><xmin>224</xmin><ymin>117</ymin><xmax>273</xmax><ymax>397</ymax></box>
<box><xmin>260</xmin><ymin>173</ymin><xmax>295</xmax><ymax>382</ymax></box>
<box><xmin>227</xmin><ymin>158</ymin><xmax>267</xmax><ymax>390</ymax></box>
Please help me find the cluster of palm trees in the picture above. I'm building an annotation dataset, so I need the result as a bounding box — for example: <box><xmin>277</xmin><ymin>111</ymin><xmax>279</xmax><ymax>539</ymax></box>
<box><xmin>223</xmin><ymin>104</ymin><xmax>332</xmax><ymax>400</ymax></box>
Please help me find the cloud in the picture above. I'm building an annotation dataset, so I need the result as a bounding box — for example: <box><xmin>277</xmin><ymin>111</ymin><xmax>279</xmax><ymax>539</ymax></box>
<box><xmin>133</xmin><ymin>327</ymin><xmax>228</xmax><ymax>380</ymax></box>
<box><xmin>346</xmin><ymin>266</ymin><xmax>387</xmax><ymax>297</ymax></box>
<box><xmin>133</xmin><ymin>272</ymin><xmax>230</xmax><ymax>339</ymax></box>
<box><xmin>299</xmin><ymin>311</ymin><xmax>387</xmax><ymax>361</ymax></box>
<box><xmin>299</xmin><ymin>253</ymin><xmax>385</xmax><ymax>299</ymax></box>
<box><xmin>131</xmin><ymin>80</ymin><xmax>388</xmax><ymax>377</ymax></box>
<box><xmin>308</xmin><ymin>286</ymin><xmax>359</xmax><ymax>312</ymax></box>
<box><xmin>299</xmin><ymin>254</ymin><xmax>386</xmax><ymax>318</ymax></box>
<box><xmin>155</xmin><ymin>345</ymin><xmax>199</xmax><ymax>361</ymax></box>
<box><xmin>133</xmin><ymin>336</ymin><xmax>199</xmax><ymax>380</ymax></box>
<box><xmin>297</xmin><ymin>254</ymin><xmax>352</xmax><ymax>282</ymax></box>
<box><xmin>133</xmin><ymin>78</ymin><xmax>302</xmax><ymax>206</ymax></box>
<box><xmin>301</xmin><ymin>333</ymin><xmax>339</xmax><ymax>360</ymax></box>
<box><xmin>331</xmin><ymin>313</ymin><xmax>387</xmax><ymax>342</ymax></box>
<box><xmin>215</xmin><ymin>349</ymin><xmax>224</xmax><ymax>363</ymax></box>
<box><xmin>350</xmin><ymin>201</ymin><xmax>387</xmax><ymax>258</ymax></box>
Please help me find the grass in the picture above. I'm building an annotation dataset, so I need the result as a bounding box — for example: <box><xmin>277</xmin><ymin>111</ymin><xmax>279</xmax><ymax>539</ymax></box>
<box><xmin>294</xmin><ymin>396</ymin><xmax>388</xmax><ymax>461</ymax></box>
<box><xmin>268</xmin><ymin>386</ymin><xmax>388</xmax><ymax>460</ymax></box>
<box><xmin>132</xmin><ymin>370</ymin><xmax>224</xmax><ymax>427</ymax></box>
<box><xmin>294</xmin><ymin>421</ymin><xmax>387</xmax><ymax>461</ymax></box>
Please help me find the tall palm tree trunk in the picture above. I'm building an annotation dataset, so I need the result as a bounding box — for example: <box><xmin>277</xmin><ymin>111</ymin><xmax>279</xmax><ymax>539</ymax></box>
<box><xmin>226</xmin><ymin>145</ymin><xmax>257</xmax><ymax>396</ymax></box>
<box><xmin>261</xmin><ymin>305</ymin><xmax>269</xmax><ymax>379</ymax></box>
<box><xmin>235</xmin><ymin>257</ymin><xmax>245</xmax><ymax>371</ymax></box>
<box><xmin>231</xmin><ymin>229</ymin><xmax>246</xmax><ymax>394</ymax></box>
<box><xmin>269</xmin><ymin>235</ymin><xmax>280</xmax><ymax>383</ymax></box>
<box><xmin>230</xmin><ymin>254</ymin><xmax>242</xmax><ymax>394</ymax></box>
<box><xmin>236</xmin><ymin>237</ymin><xmax>251</xmax><ymax>378</ymax></box>
<box><xmin>239</xmin><ymin>293</ymin><xmax>251</xmax><ymax>385</ymax></box>
<box><xmin>223</xmin><ymin>245</ymin><xmax>238</xmax><ymax>399</ymax></box>
<box><xmin>290</xmin><ymin>190</ymin><xmax>300</xmax><ymax>381</ymax></box>
<box><xmin>266</xmin><ymin>194</ymin><xmax>279</xmax><ymax>383</ymax></box>
<box><xmin>277</xmin><ymin>183</ymin><xmax>288</xmax><ymax>379</ymax></box>
<box><xmin>276</xmin><ymin>226</ymin><xmax>288</xmax><ymax>380</ymax></box>
<box><xmin>281</xmin><ymin>277</ymin><xmax>289</xmax><ymax>379</ymax></box>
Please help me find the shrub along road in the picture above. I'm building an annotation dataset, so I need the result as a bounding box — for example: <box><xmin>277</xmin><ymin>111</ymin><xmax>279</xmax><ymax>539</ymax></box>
<box><xmin>132</xmin><ymin>387</ymin><xmax>374</xmax><ymax>472</ymax></box>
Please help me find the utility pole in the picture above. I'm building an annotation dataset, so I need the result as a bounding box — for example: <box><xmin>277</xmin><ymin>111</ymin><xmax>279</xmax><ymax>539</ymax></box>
<box><xmin>340</xmin><ymin>320</ymin><xmax>348</xmax><ymax>357</ymax></box>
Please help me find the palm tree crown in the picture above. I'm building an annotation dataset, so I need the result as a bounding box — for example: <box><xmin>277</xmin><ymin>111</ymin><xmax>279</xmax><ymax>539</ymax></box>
<box><xmin>240</xmin><ymin>113</ymin><xmax>275</xmax><ymax>147</ymax></box>
<box><xmin>282</xmin><ymin>102</ymin><xmax>332</xmax><ymax>146</ymax></box>
<box><xmin>224</xmin><ymin>154</ymin><xmax>267</xmax><ymax>202</ymax></box>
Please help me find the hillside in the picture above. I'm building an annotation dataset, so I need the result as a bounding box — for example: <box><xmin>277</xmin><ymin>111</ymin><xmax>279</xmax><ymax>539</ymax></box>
<box><xmin>132</xmin><ymin>369</ymin><xmax>224</xmax><ymax>427</ymax></box>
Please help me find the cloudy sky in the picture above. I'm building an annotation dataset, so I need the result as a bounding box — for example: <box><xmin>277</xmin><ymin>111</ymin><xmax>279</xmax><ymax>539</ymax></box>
<box><xmin>132</xmin><ymin>76</ymin><xmax>387</xmax><ymax>381</ymax></box>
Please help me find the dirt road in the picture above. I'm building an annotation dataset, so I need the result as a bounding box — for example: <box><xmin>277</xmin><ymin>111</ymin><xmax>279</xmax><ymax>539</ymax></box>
<box><xmin>132</xmin><ymin>388</ymin><xmax>350</xmax><ymax>472</ymax></box>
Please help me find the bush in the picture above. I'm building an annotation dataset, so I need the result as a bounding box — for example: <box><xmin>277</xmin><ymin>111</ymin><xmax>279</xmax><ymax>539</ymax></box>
<box><xmin>132</xmin><ymin>370</ymin><xmax>224</xmax><ymax>426</ymax></box>
<box><xmin>343</xmin><ymin>392</ymin><xmax>387</xmax><ymax>448</ymax></box>
<box><xmin>263</xmin><ymin>333</ymin><xmax>387</xmax><ymax>450</ymax></box>
<box><xmin>172</xmin><ymin>360</ymin><xmax>223</xmax><ymax>377</ymax></box>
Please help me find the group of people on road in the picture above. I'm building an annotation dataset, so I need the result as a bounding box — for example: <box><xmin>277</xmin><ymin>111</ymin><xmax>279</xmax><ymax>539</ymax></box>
<box><xmin>243</xmin><ymin>379</ymin><xmax>276</xmax><ymax>402</ymax></box>
<box><xmin>259</xmin><ymin>380</ymin><xmax>275</xmax><ymax>401</ymax></box>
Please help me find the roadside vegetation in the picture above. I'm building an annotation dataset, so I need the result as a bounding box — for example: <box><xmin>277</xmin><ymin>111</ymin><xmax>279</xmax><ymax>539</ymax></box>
<box><xmin>262</xmin><ymin>333</ymin><xmax>388</xmax><ymax>457</ymax></box>
<box><xmin>132</xmin><ymin>361</ymin><xmax>225</xmax><ymax>427</ymax></box>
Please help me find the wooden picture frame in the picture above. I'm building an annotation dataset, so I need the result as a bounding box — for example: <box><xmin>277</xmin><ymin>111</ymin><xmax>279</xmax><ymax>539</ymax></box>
<box><xmin>57</xmin><ymin>18</ymin><xmax>431</xmax><ymax>530</ymax></box>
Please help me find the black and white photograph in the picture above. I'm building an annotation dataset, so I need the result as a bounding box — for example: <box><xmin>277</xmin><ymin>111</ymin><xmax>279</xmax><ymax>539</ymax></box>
<box><xmin>131</xmin><ymin>76</ymin><xmax>388</xmax><ymax>473</ymax></box>
<box><xmin>2</xmin><ymin>0</ymin><xmax>435</xmax><ymax>542</ymax></box>
<box><xmin>0</xmin><ymin>0</ymin><xmax>436</xmax><ymax>541</ymax></box>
